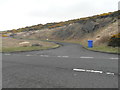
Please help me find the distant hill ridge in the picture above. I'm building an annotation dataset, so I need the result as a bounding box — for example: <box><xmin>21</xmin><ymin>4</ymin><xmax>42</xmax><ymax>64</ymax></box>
<box><xmin>5</xmin><ymin>10</ymin><xmax>119</xmax><ymax>33</ymax></box>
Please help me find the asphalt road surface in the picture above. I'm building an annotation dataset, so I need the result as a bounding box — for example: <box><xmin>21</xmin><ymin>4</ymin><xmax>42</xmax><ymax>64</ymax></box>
<box><xmin>2</xmin><ymin>42</ymin><xmax>119</xmax><ymax>88</ymax></box>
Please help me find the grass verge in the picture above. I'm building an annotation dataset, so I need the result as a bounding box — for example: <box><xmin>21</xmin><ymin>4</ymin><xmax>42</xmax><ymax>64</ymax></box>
<box><xmin>1</xmin><ymin>37</ymin><xmax>60</xmax><ymax>53</ymax></box>
<box><xmin>2</xmin><ymin>45</ymin><xmax>60</xmax><ymax>53</ymax></box>
<box><xmin>85</xmin><ymin>45</ymin><xmax>119</xmax><ymax>54</ymax></box>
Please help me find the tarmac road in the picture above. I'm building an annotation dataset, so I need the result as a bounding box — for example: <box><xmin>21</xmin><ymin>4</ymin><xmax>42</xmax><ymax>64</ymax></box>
<box><xmin>2</xmin><ymin>42</ymin><xmax>119</xmax><ymax>88</ymax></box>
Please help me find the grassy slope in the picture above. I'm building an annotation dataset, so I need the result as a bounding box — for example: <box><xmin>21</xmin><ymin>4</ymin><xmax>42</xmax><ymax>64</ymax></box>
<box><xmin>86</xmin><ymin>45</ymin><xmax>119</xmax><ymax>53</ymax></box>
<box><xmin>2</xmin><ymin>45</ymin><xmax>59</xmax><ymax>53</ymax></box>
<box><xmin>2</xmin><ymin>38</ymin><xmax>60</xmax><ymax>53</ymax></box>
<box><xmin>71</xmin><ymin>42</ymin><xmax>119</xmax><ymax>54</ymax></box>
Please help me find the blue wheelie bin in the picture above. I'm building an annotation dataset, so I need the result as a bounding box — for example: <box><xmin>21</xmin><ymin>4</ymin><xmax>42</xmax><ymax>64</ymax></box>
<box><xmin>88</xmin><ymin>40</ymin><xmax>93</xmax><ymax>48</ymax></box>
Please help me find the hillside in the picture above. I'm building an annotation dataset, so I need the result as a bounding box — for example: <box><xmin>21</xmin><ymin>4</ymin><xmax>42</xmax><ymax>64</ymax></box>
<box><xmin>10</xmin><ymin>10</ymin><xmax>119</xmax><ymax>48</ymax></box>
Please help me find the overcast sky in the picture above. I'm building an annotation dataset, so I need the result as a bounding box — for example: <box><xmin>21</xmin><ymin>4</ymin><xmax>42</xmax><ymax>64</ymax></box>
<box><xmin>0</xmin><ymin>0</ymin><xmax>119</xmax><ymax>31</ymax></box>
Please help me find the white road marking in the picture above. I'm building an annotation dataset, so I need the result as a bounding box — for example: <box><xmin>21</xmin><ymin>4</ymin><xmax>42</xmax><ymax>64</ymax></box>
<box><xmin>57</xmin><ymin>56</ymin><xmax>69</xmax><ymax>58</ymax></box>
<box><xmin>62</xmin><ymin>56</ymin><xmax>69</xmax><ymax>58</ymax></box>
<box><xmin>73</xmin><ymin>69</ymin><xmax>86</xmax><ymax>72</ymax></box>
<box><xmin>86</xmin><ymin>70</ymin><xmax>103</xmax><ymax>74</ymax></box>
<box><xmin>106</xmin><ymin>72</ymin><xmax>115</xmax><ymax>75</ymax></box>
<box><xmin>110</xmin><ymin>58</ymin><xmax>118</xmax><ymax>60</ymax></box>
<box><xmin>4</xmin><ymin>54</ymin><xmax>11</xmax><ymax>55</ymax></box>
<box><xmin>3</xmin><ymin>53</ymin><xmax>118</xmax><ymax>76</ymax></box>
<box><xmin>57</xmin><ymin>56</ymin><xmax>62</xmax><ymax>57</ymax></box>
<box><xmin>26</xmin><ymin>55</ymin><xmax>32</xmax><ymax>56</ymax></box>
<box><xmin>40</xmin><ymin>55</ymin><xmax>44</xmax><ymax>56</ymax></box>
<box><xmin>80</xmin><ymin>56</ymin><xmax>94</xmax><ymax>59</ymax></box>
<box><xmin>43</xmin><ymin>55</ymin><xmax>49</xmax><ymax>57</ymax></box>
<box><xmin>3</xmin><ymin>53</ymin><xmax>118</xmax><ymax>61</ymax></box>
<box><xmin>73</xmin><ymin>68</ymin><xmax>115</xmax><ymax>75</ymax></box>
<box><xmin>40</xmin><ymin>55</ymin><xmax>49</xmax><ymax>57</ymax></box>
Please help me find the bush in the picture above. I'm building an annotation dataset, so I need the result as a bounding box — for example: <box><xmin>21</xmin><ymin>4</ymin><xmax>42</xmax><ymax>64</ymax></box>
<box><xmin>2</xmin><ymin>34</ymin><xmax>8</xmax><ymax>37</ymax></box>
<box><xmin>108</xmin><ymin>33</ymin><xmax>120</xmax><ymax>47</ymax></box>
<box><xmin>31</xmin><ymin>43</ymin><xmax>42</xmax><ymax>47</ymax></box>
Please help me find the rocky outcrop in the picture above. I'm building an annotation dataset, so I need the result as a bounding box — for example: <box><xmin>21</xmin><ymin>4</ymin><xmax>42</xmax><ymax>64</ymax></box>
<box><xmin>19</xmin><ymin>41</ymin><xmax>30</xmax><ymax>47</ymax></box>
<box><xmin>52</xmin><ymin>12</ymin><xmax>118</xmax><ymax>40</ymax></box>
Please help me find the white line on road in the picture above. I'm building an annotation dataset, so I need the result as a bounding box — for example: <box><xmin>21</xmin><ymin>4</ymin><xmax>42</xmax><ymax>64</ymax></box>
<box><xmin>44</xmin><ymin>55</ymin><xmax>49</xmax><ymax>57</ymax></box>
<box><xmin>26</xmin><ymin>55</ymin><xmax>32</xmax><ymax>56</ymax></box>
<box><xmin>73</xmin><ymin>68</ymin><xmax>116</xmax><ymax>75</ymax></box>
<box><xmin>40</xmin><ymin>55</ymin><xmax>49</xmax><ymax>57</ymax></box>
<box><xmin>80</xmin><ymin>56</ymin><xmax>94</xmax><ymax>59</ymax></box>
<box><xmin>73</xmin><ymin>69</ymin><xmax>86</xmax><ymax>72</ymax></box>
<box><xmin>73</xmin><ymin>68</ymin><xmax>102</xmax><ymax>74</ymax></box>
<box><xmin>106</xmin><ymin>72</ymin><xmax>115</xmax><ymax>75</ymax></box>
<box><xmin>57</xmin><ymin>56</ymin><xmax>69</xmax><ymax>58</ymax></box>
<box><xmin>40</xmin><ymin>55</ymin><xmax>44</xmax><ymax>56</ymax></box>
<box><xmin>62</xmin><ymin>56</ymin><xmax>69</xmax><ymax>58</ymax></box>
<box><xmin>86</xmin><ymin>70</ymin><xmax>103</xmax><ymax>74</ymax></box>
<box><xmin>110</xmin><ymin>58</ymin><xmax>118</xmax><ymax>60</ymax></box>
<box><xmin>6</xmin><ymin>53</ymin><xmax>118</xmax><ymax>61</ymax></box>
<box><xmin>57</xmin><ymin>56</ymin><xmax>62</xmax><ymax>57</ymax></box>
<box><xmin>4</xmin><ymin>54</ymin><xmax>11</xmax><ymax>55</ymax></box>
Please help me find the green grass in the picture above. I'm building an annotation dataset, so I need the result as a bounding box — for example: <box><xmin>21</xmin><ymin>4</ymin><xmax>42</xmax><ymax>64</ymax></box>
<box><xmin>63</xmin><ymin>41</ymin><xmax>119</xmax><ymax>54</ymax></box>
<box><xmin>1</xmin><ymin>37</ymin><xmax>60</xmax><ymax>53</ymax></box>
<box><xmin>86</xmin><ymin>45</ymin><xmax>119</xmax><ymax>54</ymax></box>
<box><xmin>2</xmin><ymin>45</ymin><xmax>60</xmax><ymax>53</ymax></box>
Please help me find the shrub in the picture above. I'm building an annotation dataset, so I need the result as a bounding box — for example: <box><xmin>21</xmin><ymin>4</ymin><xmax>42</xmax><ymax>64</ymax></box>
<box><xmin>32</xmin><ymin>43</ymin><xmax>42</xmax><ymax>47</ymax></box>
<box><xmin>108</xmin><ymin>33</ymin><xmax>120</xmax><ymax>47</ymax></box>
<box><xmin>2</xmin><ymin>34</ymin><xmax>8</xmax><ymax>37</ymax></box>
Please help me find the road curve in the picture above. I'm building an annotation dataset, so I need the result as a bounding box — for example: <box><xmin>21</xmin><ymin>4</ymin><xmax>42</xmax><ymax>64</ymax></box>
<box><xmin>2</xmin><ymin>42</ymin><xmax>118</xmax><ymax>88</ymax></box>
